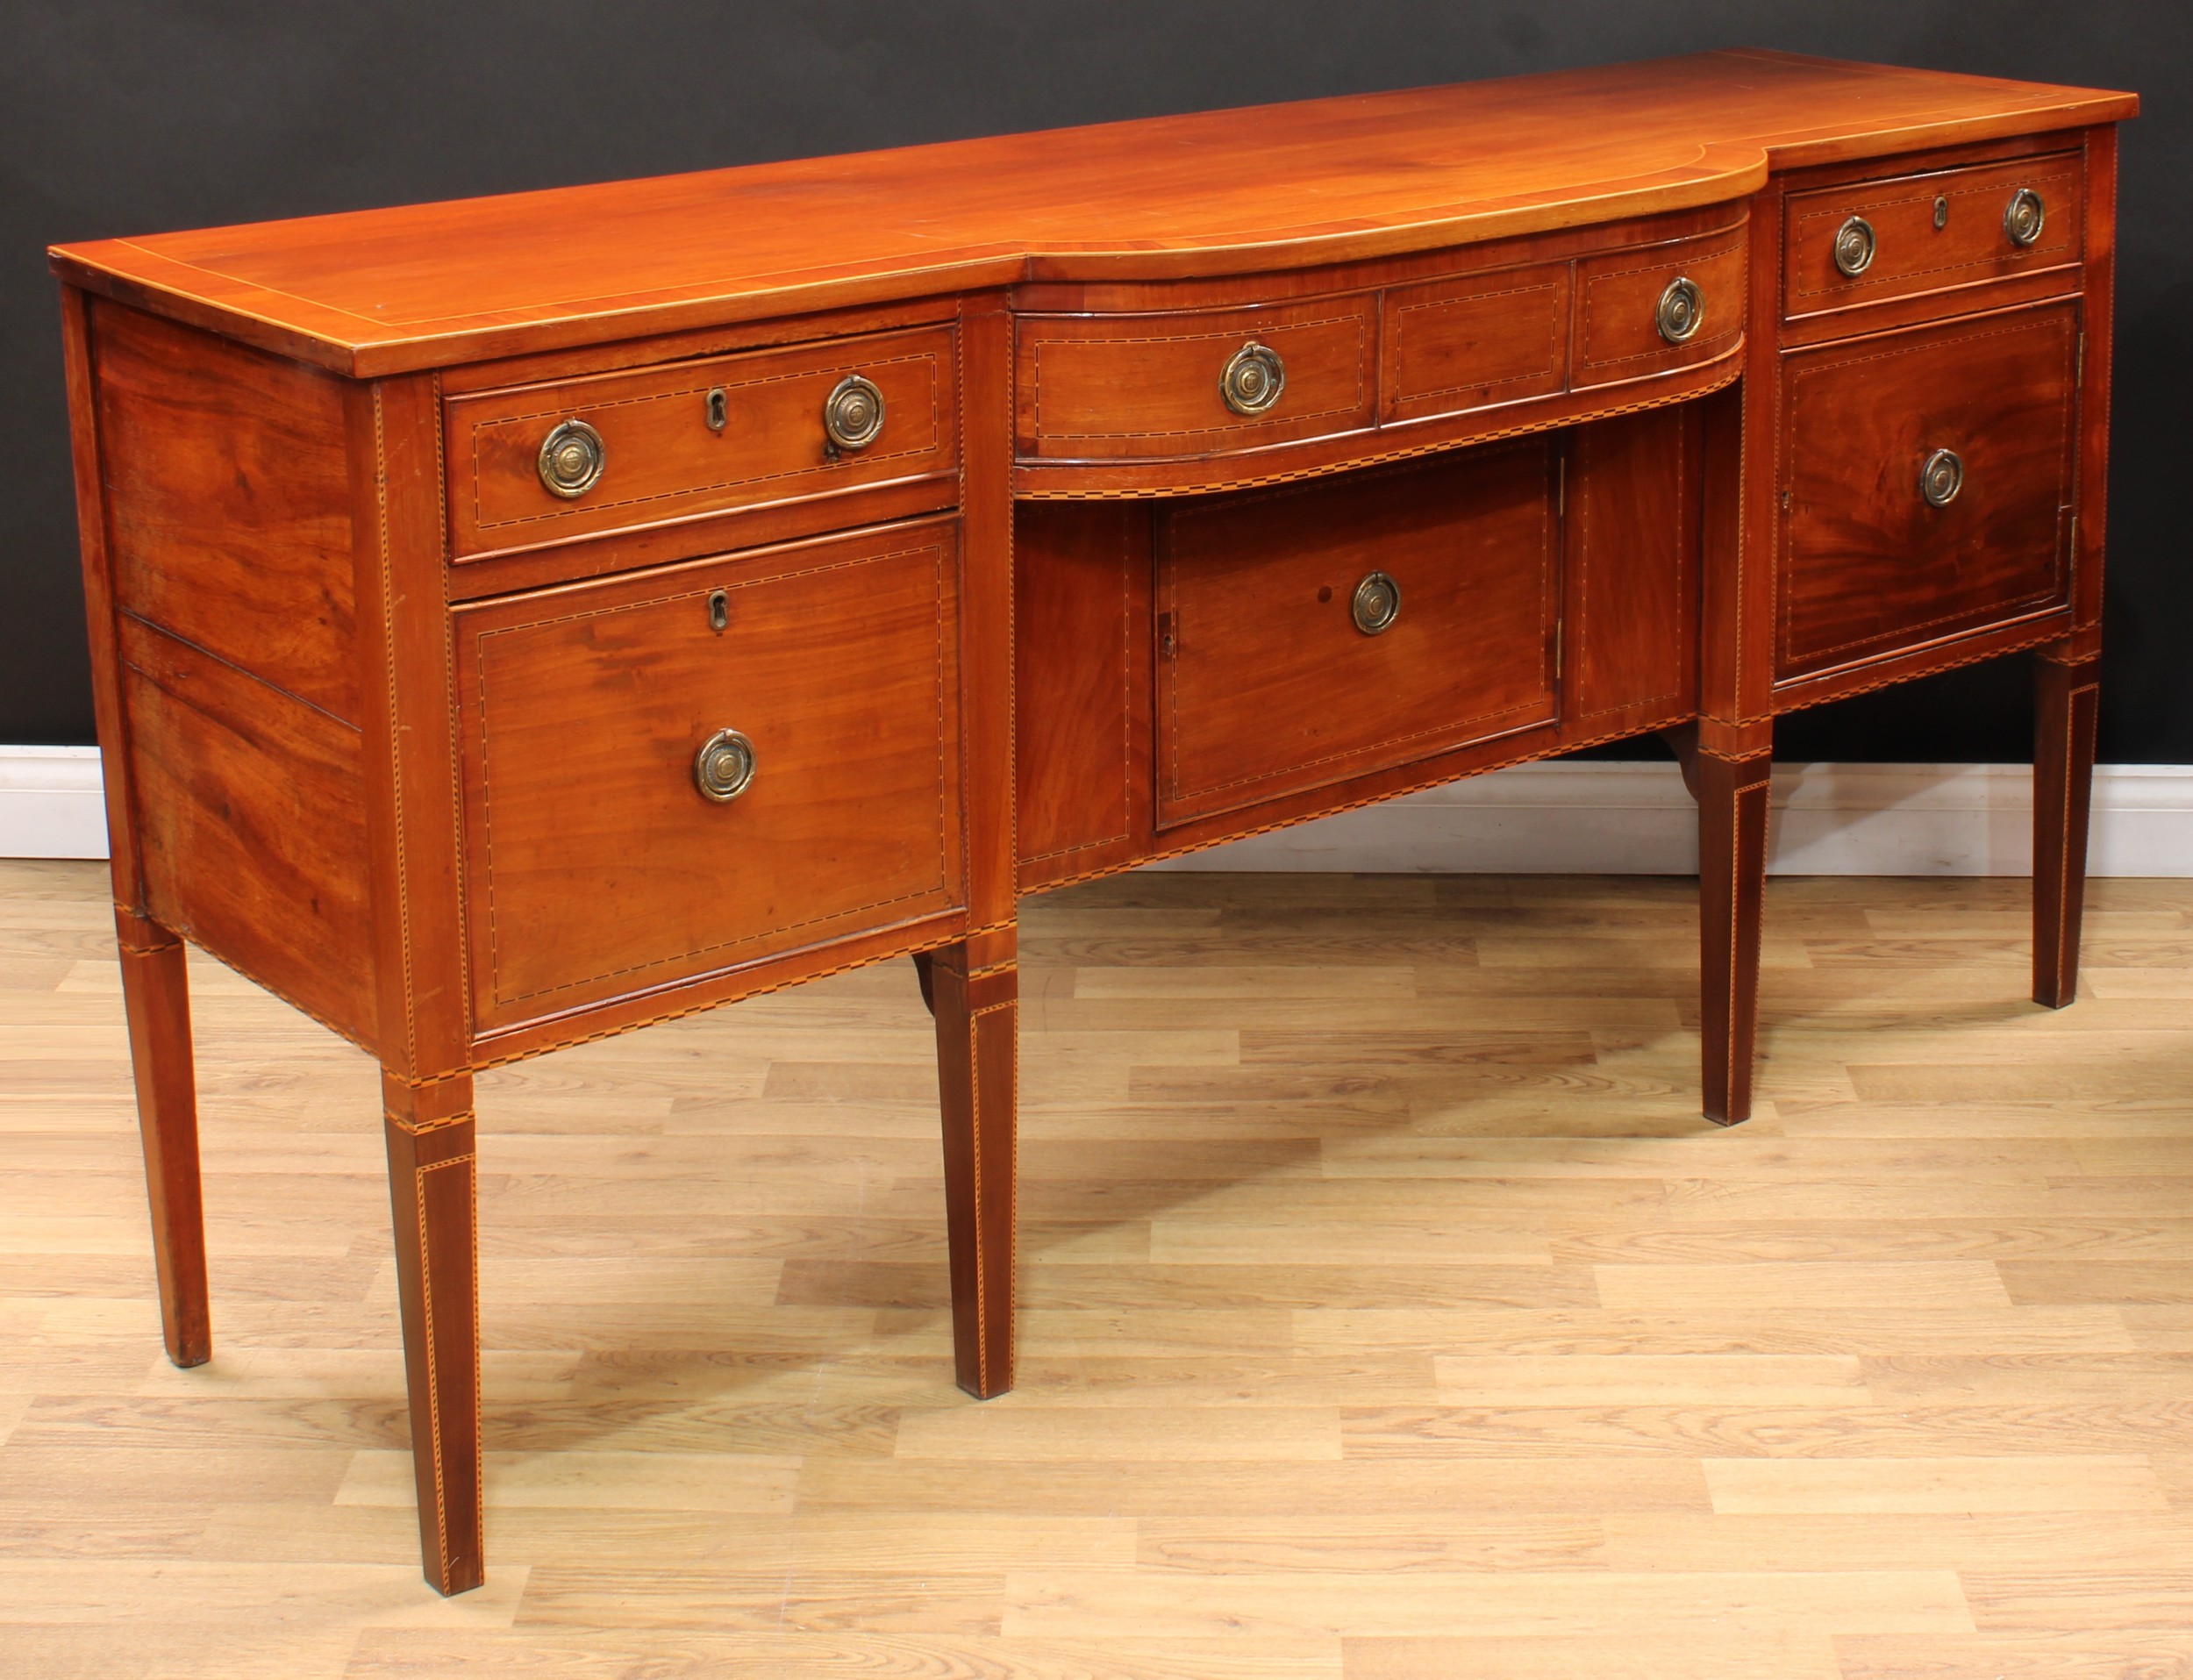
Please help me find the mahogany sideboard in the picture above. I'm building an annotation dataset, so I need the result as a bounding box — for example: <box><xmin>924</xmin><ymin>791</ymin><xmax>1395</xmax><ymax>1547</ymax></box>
<box><xmin>52</xmin><ymin>49</ymin><xmax>2134</xmax><ymax>1592</ymax></box>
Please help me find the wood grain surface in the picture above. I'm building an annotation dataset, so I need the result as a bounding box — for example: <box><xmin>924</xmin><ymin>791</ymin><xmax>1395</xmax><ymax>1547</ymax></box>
<box><xmin>48</xmin><ymin>52</ymin><xmax>2134</xmax><ymax>375</ymax></box>
<box><xmin>6</xmin><ymin>857</ymin><xmax>2190</xmax><ymax>1676</ymax></box>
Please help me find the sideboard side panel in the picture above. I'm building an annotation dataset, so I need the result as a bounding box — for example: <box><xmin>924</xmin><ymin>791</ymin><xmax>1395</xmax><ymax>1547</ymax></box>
<box><xmin>75</xmin><ymin>295</ymin><xmax>377</xmax><ymax>1046</ymax></box>
<box><xmin>90</xmin><ymin>299</ymin><xmax>361</xmax><ymax>724</ymax></box>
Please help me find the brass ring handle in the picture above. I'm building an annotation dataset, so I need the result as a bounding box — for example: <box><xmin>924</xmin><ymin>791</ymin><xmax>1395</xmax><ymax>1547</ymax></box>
<box><xmin>2004</xmin><ymin>187</ymin><xmax>2046</xmax><ymax>247</ymax></box>
<box><xmin>1351</xmin><ymin>570</ymin><xmax>1401</xmax><ymax>636</ymax></box>
<box><xmin>1832</xmin><ymin>216</ymin><xmax>1876</xmax><ymax>277</ymax></box>
<box><xmin>1655</xmin><ymin>276</ymin><xmax>1704</xmax><ymax>345</ymax></box>
<box><xmin>823</xmin><ymin>374</ymin><xmax>886</xmax><ymax>452</ymax></box>
<box><xmin>693</xmin><ymin>728</ymin><xmax>757</xmax><ymax>804</ymax></box>
<box><xmin>537</xmin><ymin>418</ymin><xmax>606</xmax><ymax>499</ymax></box>
<box><xmin>1919</xmin><ymin>447</ymin><xmax>1964</xmax><ymax>509</ymax></box>
<box><xmin>1219</xmin><ymin>340</ymin><xmax>1286</xmax><ymax>416</ymax></box>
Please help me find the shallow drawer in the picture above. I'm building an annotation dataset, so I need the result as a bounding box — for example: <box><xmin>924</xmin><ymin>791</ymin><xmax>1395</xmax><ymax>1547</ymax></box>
<box><xmin>1571</xmin><ymin>221</ymin><xmax>1747</xmax><ymax>390</ymax></box>
<box><xmin>1155</xmin><ymin>443</ymin><xmax>1557</xmax><ymax>826</ymax></box>
<box><xmin>1784</xmin><ymin>153</ymin><xmax>2082</xmax><ymax>321</ymax></box>
<box><xmin>446</xmin><ymin>325</ymin><xmax>956</xmax><ymax>558</ymax></box>
<box><xmin>1016</xmin><ymin>295</ymin><xmax>1375</xmax><ymax>461</ymax></box>
<box><xmin>1777</xmin><ymin>301</ymin><xmax>2077</xmax><ymax>683</ymax></box>
<box><xmin>455</xmin><ymin>520</ymin><xmax>963</xmax><ymax>1028</ymax></box>
<box><xmin>1382</xmin><ymin>261</ymin><xmax>1569</xmax><ymax>423</ymax></box>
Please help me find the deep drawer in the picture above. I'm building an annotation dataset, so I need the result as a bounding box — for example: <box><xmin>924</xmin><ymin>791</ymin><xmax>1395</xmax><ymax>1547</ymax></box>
<box><xmin>1016</xmin><ymin>295</ymin><xmax>1376</xmax><ymax>462</ymax></box>
<box><xmin>446</xmin><ymin>325</ymin><xmax>957</xmax><ymax>558</ymax></box>
<box><xmin>1784</xmin><ymin>152</ymin><xmax>2083</xmax><ymax>321</ymax></box>
<box><xmin>1155</xmin><ymin>443</ymin><xmax>1558</xmax><ymax>825</ymax></box>
<box><xmin>454</xmin><ymin>519</ymin><xmax>963</xmax><ymax>1028</ymax></box>
<box><xmin>1571</xmin><ymin>219</ymin><xmax>1747</xmax><ymax>390</ymax></box>
<box><xmin>1777</xmin><ymin>301</ymin><xmax>2078</xmax><ymax>683</ymax></box>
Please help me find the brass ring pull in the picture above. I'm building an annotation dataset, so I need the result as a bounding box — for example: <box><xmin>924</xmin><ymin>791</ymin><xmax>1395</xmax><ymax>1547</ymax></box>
<box><xmin>1832</xmin><ymin>216</ymin><xmax>1876</xmax><ymax>277</ymax></box>
<box><xmin>1655</xmin><ymin>276</ymin><xmax>1704</xmax><ymax>345</ymax></box>
<box><xmin>1919</xmin><ymin>447</ymin><xmax>1964</xmax><ymax>509</ymax></box>
<box><xmin>693</xmin><ymin>728</ymin><xmax>757</xmax><ymax>804</ymax></box>
<box><xmin>2004</xmin><ymin>187</ymin><xmax>2046</xmax><ymax>247</ymax></box>
<box><xmin>1351</xmin><ymin>570</ymin><xmax>1401</xmax><ymax>636</ymax></box>
<box><xmin>1219</xmin><ymin>340</ymin><xmax>1286</xmax><ymax>416</ymax></box>
<box><xmin>823</xmin><ymin>374</ymin><xmax>886</xmax><ymax>452</ymax></box>
<box><xmin>537</xmin><ymin>418</ymin><xmax>606</xmax><ymax>499</ymax></box>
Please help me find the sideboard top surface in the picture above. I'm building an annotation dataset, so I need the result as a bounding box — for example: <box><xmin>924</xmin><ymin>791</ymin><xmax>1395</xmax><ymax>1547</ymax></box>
<box><xmin>50</xmin><ymin>48</ymin><xmax>2133</xmax><ymax>377</ymax></box>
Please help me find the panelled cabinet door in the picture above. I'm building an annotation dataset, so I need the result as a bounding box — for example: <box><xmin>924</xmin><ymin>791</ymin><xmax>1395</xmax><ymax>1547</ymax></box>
<box><xmin>1155</xmin><ymin>442</ymin><xmax>1559</xmax><ymax>826</ymax></box>
<box><xmin>454</xmin><ymin>518</ymin><xmax>965</xmax><ymax>1033</ymax></box>
<box><xmin>1777</xmin><ymin>299</ymin><xmax>2079</xmax><ymax>683</ymax></box>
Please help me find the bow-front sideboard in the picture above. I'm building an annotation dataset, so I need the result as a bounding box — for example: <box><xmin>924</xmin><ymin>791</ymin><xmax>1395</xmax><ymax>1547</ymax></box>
<box><xmin>52</xmin><ymin>49</ymin><xmax>2134</xmax><ymax>1591</ymax></box>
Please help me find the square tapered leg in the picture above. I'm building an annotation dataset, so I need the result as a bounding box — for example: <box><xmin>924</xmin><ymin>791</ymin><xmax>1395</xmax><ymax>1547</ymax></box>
<box><xmin>1698</xmin><ymin>749</ymin><xmax>1772</xmax><ymax>1126</ymax></box>
<box><xmin>2033</xmin><ymin>648</ymin><xmax>2101</xmax><ymax>1009</ymax></box>
<box><xmin>927</xmin><ymin>934</ymin><xmax>1018</xmax><ymax>1398</ymax></box>
<box><xmin>115</xmin><ymin>907</ymin><xmax>210</xmax><ymax>1368</ymax></box>
<box><xmin>383</xmin><ymin>1071</ymin><xmax>482</xmax><ymax>1595</ymax></box>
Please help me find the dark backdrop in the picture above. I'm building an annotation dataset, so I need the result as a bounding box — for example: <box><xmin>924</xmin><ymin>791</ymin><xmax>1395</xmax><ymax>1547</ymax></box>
<box><xmin>7</xmin><ymin>2</ymin><xmax>2187</xmax><ymax>760</ymax></box>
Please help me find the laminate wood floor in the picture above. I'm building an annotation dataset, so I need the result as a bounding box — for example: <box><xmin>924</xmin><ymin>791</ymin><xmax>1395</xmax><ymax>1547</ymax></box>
<box><xmin>3</xmin><ymin>858</ymin><xmax>2190</xmax><ymax>1678</ymax></box>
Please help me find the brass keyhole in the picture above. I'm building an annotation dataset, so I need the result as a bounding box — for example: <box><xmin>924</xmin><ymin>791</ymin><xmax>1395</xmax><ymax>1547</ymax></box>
<box><xmin>705</xmin><ymin>388</ymin><xmax>728</xmax><ymax>431</ymax></box>
<box><xmin>708</xmin><ymin>590</ymin><xmax>729</xmax><ymax>633</ymax></box>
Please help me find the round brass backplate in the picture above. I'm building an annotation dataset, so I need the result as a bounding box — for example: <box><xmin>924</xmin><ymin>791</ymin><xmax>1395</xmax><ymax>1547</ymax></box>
<box><xmin>823</xmin><ymin>375</ymin><xmax>887</xmax><ymax>452</ymax></box>
<box><xmin>1351</xmin><ymin>570</ymin><xmax>1401</xmax><ymax>636</ymax></box>
<box><xmin>1832</xmin><ymin>215</ymin><xmax>1876</xmax><ymax>277</ymax></box>
<box><xmin>1919</xmin><ymin>447</ymin><xmax>1964</xmax><ymax>509</ymax></box>
<box><xmin>1219</xmin><ymin>340</ymin><xmax>1287</xmax><ymax>416</ymax></box>
<box><xmin>2004</xmin><ymin>187</ymin><xmax>2046</xmax><ymax>247</ymax></box>
<box><xmin>1655</xmin><ymin>275</ymin><xmax>1704</xmax><ymax>345</ymax></box>
<box><xmin>537</xmin><ymin>418</ymin><xmax>606</xmax><ymax>499</ymax></box>
<box><xmin>693</xmin><ymin>728</ymin><xmax>758</xmax><ymax>804</ymax></box>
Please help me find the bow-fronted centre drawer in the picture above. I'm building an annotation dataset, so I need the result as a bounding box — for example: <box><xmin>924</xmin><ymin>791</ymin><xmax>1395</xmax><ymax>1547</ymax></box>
<box><xmin>1016</xmin><ymin>295</ymin><xmax>1376</xmax><ymax>463</ymax></box>
<box><xmin>454</xmin><ymin>518</ymin><xmax>964</xmax><ymax>1031</ymax></box>
<box><xmin>1784</xmin><ymin>152</ymin><xmax>2083</xmax><ymax>322</ymax></box>
<box><xmin>446</xmin><ymin>325</ymin><xmax>957</xmax><ymax>558</ymax></box>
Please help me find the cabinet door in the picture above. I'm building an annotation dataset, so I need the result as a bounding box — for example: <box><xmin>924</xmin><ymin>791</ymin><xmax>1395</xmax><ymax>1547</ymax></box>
<box><xmin>454</xmin><ymin>519</ymin><xmax>962</xmax><ymax>1031</ymax></box>
<box><xmin>1778</xmin><ymin>301</ymin><xmax>2077</xmax><ymax>683</ymax></box>
<box><xmin>1156</xmin><ymin>442</ymin><xmax>1557</xmax><ymax>826</ymax></box>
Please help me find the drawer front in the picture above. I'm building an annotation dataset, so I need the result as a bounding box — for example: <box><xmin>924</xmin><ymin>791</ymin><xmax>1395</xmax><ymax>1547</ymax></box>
<box><xmin>447</xmin><ymin>325</ymin><xmax>956</xmax><ymax>557</ymax></box>
<box><xmin>1017</xmin><ymin>296</ymin><xmax>1375</xmax><ymax>461</ymax></box>
<box><xmin>456</xmin><ymin>521</ymin><xmax>962</xmax><ymax>1028</ymax></box>
<box><xmin>1778</xmin><ymin>303</ymin><xmax>2077</xmax><ymax>683</ymax></box>
<box><xmin>1572</xmin><ymin>222</ymin><xmax>1747</xmax><ymax>390</ymax></box>
<box><xmin>1785</xmin><ymin>153</ymin><xmax>2082</xmax><ymax>320</ymax></box>
<box><xmin>1382</xmin><ymin>261</ymin><xmax>1569</xmax><ymax>423</ymax></box>
<box><xmin>1157</xmin><ymin>443</ymin><xmax>1557</xmax><ymax>825</ymax></box>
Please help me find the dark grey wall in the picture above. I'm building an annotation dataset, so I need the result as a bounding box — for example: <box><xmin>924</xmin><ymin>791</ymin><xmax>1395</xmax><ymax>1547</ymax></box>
<box><xmin>7</xmin><ymin>2</ymin><xmax>2186</xmax><ymax>758</ymax></box>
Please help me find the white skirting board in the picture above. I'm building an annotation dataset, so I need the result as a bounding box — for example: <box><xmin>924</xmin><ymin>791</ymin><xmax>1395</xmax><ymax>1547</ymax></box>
<box><xmin>4</xmin><ymin>746</ymin><xmax>2189</xmax><ymax>875</ymax></box>
<box><xmin>1151</xmin><ymin>760</ymin><xmax>2193</xmax><ymax>876</ymax></box>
